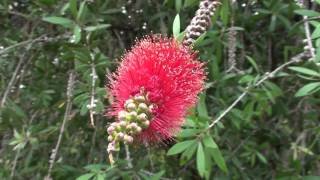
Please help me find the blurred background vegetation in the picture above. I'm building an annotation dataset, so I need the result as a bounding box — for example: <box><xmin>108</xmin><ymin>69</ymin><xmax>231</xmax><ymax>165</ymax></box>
<box><xmin>0</xmin><ymin>0</ymin><xmax>320</xmax><ymax>179</ymax></box>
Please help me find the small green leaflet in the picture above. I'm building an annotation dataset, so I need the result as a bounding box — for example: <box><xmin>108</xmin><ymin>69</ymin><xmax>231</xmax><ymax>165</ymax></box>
<box><xmin>289</xmin><ymin>66</ymin><xmax>320</xmax><ymax>77</ymax></box>
<box><xmin>202</xmin><ymin>135</ymin><xmax>218</xmax><ymax>149</ymax></box>
<box><xmin>172</xmin><ymin>14</ymin><xmax>180</xmax><ymax>39</ymax></box>
<box><xmin>196</xmin><ymin>142</ymin><xmax>206</xmax><ymax>177</ymax></box>
<box><xmin>209</xmin><ymin>148</ymin><xmax>228</xmax><ymax>173</ymax></box>
<box><xmin>295</xmin><ymin>82</ymin><xmax>320</xmax><ymax>97</ymax></box>
<box><xmin>42</xmin><ymin>16</ymin><xmax>73</xmax><ymax>28</ymax></box>
<box><xmin>84</xmin><ymin>24</ymin><xmax>111</xmax><ymax>32</ymax></box>
<box><xmin>294</xmin><ymin>9</ymin><xmax>320</xmax><ymax>17</ymax></box>
<box><xmin>167</xmin><ymin>140</ymin><xmax>196</xmax><ymax>155</ymax></box>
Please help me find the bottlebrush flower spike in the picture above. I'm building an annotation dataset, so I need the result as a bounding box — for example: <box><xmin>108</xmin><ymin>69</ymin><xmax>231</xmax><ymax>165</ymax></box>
<box><xmin>107</xmin><ymin>35</ymin><xmax>205</xmax><ymax>147</ymax></box>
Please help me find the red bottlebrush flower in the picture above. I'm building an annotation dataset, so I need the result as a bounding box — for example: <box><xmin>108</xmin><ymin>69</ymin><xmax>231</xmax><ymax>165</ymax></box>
<box><xmin>108</xmin><ymin>35</ymin><xmax>205</xmax><ymax>144</ymax></box>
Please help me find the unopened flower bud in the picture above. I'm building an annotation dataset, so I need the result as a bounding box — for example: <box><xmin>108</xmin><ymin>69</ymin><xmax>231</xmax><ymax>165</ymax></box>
<box><xmin>126</xmin><ymin>103</ymin><xmax>136</xmax><ymax>111</ymax></box>
<box><xmin>142</xmin><ymin>120</ymin><xmax>150</xmax><ymax>128</ymax></box>
<box><xmin>148</xmin><ymin>104</ymin><xmax>154</xmax><ymax>112</ymax></box>
<box><xmin>129</xmin><ymin>111</ymin><xmax>138</xmax><ymax>118</ymax></box>
<box><xmin>124</xmin><ymin>99</ymin><xmax>134</xmax><ymax>106</ymax></box>
<box><xmin>108</xmin><ymin>135</ymin><xmax>113</xmax><ymax>141</ymax></box>
<box><xmin>111</xmin><ymin>122</ymin><xmax>117</xmax><ymax>127</ymax></box>
<box><xmin>107</xmin><ymin>126</ymin><xmax>115</xmax><ymax>134</ymax></box>
<box><xmin>138</xmin><ymin>103</ymin><xmax>148</xmax><ymax>111</ymax></box>
<box><xmin>130</xmin><ymin>122</ymin><xmax>138</xmax><ymax>128</ymax></box>
<box><xmin>118</xmin><ymin>110</ymin><xmax>127</xmax><ymax>121</ymax></box>
<box><xmin>135</xmin><ymin>126</ymin><xmax>142</xmax><ymax>133</ymax></box>
<box><xmin>124</xmin><ymin>135</ymin><xmax>133</xmax><ymax>144</ymax></box>
<box><xmin>119</xmin><ymin>121</ymin><xmax>127</xmax><ymax>128</ymax></box>
<box><xmin>138</xmin><ymin>113</ymin><xmax>147</xmax><ymax>121</ymax></box>
<box><xmin>117</xmin><ymin>132</ymin><xmax>124</xmax><ymax>140</ymax></box>
<box><xmin>134</xmin><ymin>95</ymin><xmax>145</xmax><ymax>102</ymax></box>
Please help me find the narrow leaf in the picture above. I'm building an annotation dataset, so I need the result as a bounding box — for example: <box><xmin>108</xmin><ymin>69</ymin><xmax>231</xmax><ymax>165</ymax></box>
<box><xmin>42</xmin><ymin>16</ymin><xmax>73</xmax><ymax>28</ymax></box>
<box><xmin>209</xmin><ymin>148</ymin><xmax>228</xmax><ymax>173</ymax></box>
<box><xmin>289</xmin><ymin>66</ymin><xmax>320</xmax><ymax>77</ymax></box>
<box><xmin>167</xmin><ymin>140</ymin><xmax>196</xmax><ymax>155</ymax></box>
<box><xmin>173</xmin><ymin>14</ymin><xmax>180</xmax><ymax>38</ymax></box>
<box><xmin>295</xmin><ymin>82</ymin><xmax>320</xmax><ymax>97</ymax></box>
<box><xmin>196</xmin><ymin>142</ymin><xmax>206</xmax><ymax>177</ymax></box>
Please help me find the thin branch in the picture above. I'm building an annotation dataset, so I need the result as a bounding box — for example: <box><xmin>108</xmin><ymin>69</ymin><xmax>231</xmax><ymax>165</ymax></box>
<box><xmin>125</xmin><ymin>144</ymin><xmax>133</xmax><ymax>168</ymax></box>
<box><xmin>0</xmin><ymin>35</ymin><xmax>46</xmax><ymax>56</ymax></box>
<box><xmin>300</xmin><ymin>0</ymin><xmax>316</xmax><ymax>58</ymax></box>
<box><xmin>87</xmin><ymin>125</ymin><xmax>97</xmax><ymax>164</ymax></box>
<box><xmin>10</xmin><ymin>148</ymin><xmax>21</xmax><ymax>179</ymax></box>
<box><xmin>88</xmin><ymin>63</ymin><xmax>97</xmax><ymax>127</ymax></box>
<box><xmin>0</xmin><ymin>53</ymin><xmax>33</xmax><ymax>108</ymax></box>
<box><xmin>140</xmin><ymin>170</ymin><xmax>176</xmax><ymax>180</ymax></box>
<box><xmin>303</xmin><ymin>16</ymin><xmax>315</xmax><ymax>58</ymax></box>
<box><xmin>207</xmin><ymin>52</ymin><xmax>309</xmax><ymax>130</ymax></box>
<box><xmin>0</xmin><ymin>34</ymin><xmax>70</xmax><ymax>56</ymax></box>
<box><xmin>45</xmin><ymin>71</ymin><xmax>75</xmax><ymax>179</ymax></box>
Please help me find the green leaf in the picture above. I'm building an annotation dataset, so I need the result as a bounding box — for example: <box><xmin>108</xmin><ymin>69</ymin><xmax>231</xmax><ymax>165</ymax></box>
<box><xmin>256</xmin><ymin>152</ymin><xmax>268</xmax><ymax>164</ymax></box>
<box><xmin>72</xmin><ymin>25</ymin><xmax>81</xmax><ymax>44</ymax></box>
<box><xmin>181</xmin><ymin>142</ymin><xmax>198</xmax><ymax>160</ymax></box>
<box><xmin>175</xmin><ymin>0</ymin><xmax>182</xmax><ymax>12</ymax></box>
<box><xmin>77</xmin><ymin>1</ymin><xmax>87</xmax><ymax>22</ymax></box>
<box><xmin>184</xmin><ymin>0</ymin><xmax>198</xmax><ymax>8</ymax></box>
<box><xmin>220</xmin><ymin>0</ymin><xmax>230</xmax><ymax>26</ymax></box>
<box><xmin>178</xmin><ymin>129</ymin><xmax>200</xmax><ymax>138</ymax></box>
<box><xmin>76</xmin><ymin>173</ymin><xmax>95</xmax><ymax>180</ymax></box>
<box><xmin>197</xmin><ymin>93</ymin><xmax>209</xmax><ymax>121</ymax></box>
<box><xmin>202</xmin><ymin>135</ymin><xmax>218</xmax><ymax>149</ymax></box>
<box><xmin>294</xmin><ymin>9</ymin><xmax>320</xmax><ymax>17</ymax></box>
<box><xmin>209</xmin><ymin>148</ymin><xmax>228</xmax><ymax>173</ymax></box>
<box><xmin>69</xmin><ymin>0</ymin><xmax>78</xmax><ymax>18</ymax></box>
<box><xmin>302</xmin><ymin>176</ymin><xmax>320</xmax><ymax>180</ymax></box>
<box><xmin>84</xmin><ymin>24</ymin><xmax>111</xmax><ymax>32</ymax></box>
<box><xmin>246</xmin><ymin>56</ymin><xmax>259</xmax><ymax>73</ymax></box>
<box><xmin>196</xmin><ymin>142</ymin><xmax>206</xmax><ymax>177</ymax></box>
<box><xmin>172</xmin><ymin>14</ymin><xmax>180</xmax><ymax>38</ymax></box>
<box><xmin>167</xmin><ymin>140</ymin><xmax>196</xmax><ymax>155</ymax></box>
<box><xmin>42</xmin><ymin>16</ymin><xmax>73</xmax><ymax>28</ymax></box>
<box><xmin>295</xmin><ymin>82</ymin><xmax>320</xmax><ymax>97</ymax></box>
<box><xmin>150</xmin><ymin>170</ymin><xmax>165</xmax><ymax>180</ymax></box>
<box><xmin>289</xmin><ymin>66</ymin><xmax>320</xmax><ymax>77</ymax></box>
<box><xmin>96</xmin><ymin>173</ymin><xmax>105</xmax><ymax>180</ymax></box>
<box><xmin>311</xmin><ymin>25</ymin><xmax>320</xmax><ymax>39</ymax></box>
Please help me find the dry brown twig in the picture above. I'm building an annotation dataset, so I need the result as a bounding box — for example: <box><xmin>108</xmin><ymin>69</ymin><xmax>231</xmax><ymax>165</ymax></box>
<box><xmin>45</xmin><ymin>71</ymin><xmax>75</xmax><ymax>180</ymax></box>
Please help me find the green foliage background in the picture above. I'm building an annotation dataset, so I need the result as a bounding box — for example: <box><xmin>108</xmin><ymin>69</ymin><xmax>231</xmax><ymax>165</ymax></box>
<box><xmin>1</xmin><ymin>0</ymin><xmax>320</xmax><ymax>179</ymax></box>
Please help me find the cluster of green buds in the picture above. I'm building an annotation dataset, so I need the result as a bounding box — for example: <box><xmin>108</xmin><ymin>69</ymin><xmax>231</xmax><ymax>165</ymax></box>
<box><xmin>107</xmin><ymin>92</ymin><xmax>154</xmax><ymax>157</ymax></box>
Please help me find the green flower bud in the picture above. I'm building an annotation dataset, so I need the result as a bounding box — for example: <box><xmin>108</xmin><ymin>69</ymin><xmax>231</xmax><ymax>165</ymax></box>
<box><xmin>107</xmin><ymin>126</ymin><xmax>115</xmax><ymax>134</ymax></box>
<box><xmin>117</xmin><ymin>132</ymin><xmax>124</xmax><ymax>140</ymax></box>
<box><xmin>118</xmin><ymin>110</ymin><xmax>127</xmax><ymax>121</ymax></box>
<box><xmin>142</xmin><ymin>120</ymin><xmax>150</xmax><ymax>128</ymax></box>
<box><xmin>134</xmin><ymin>95</ymin><xmax>145</xmax><ymax>102</ymax></box>
<box><xmin>119</xmin><ymin>121</ymin><xmax>127</xmax><ymax>128</ymax></box>
<box><xmin>138</xmin><ymin>103</ymin><xmax>148</xmax><ymax>111</ymax></box>
<box><xmin>138</xmin><ymin>113</ymin><xmax>148</xmax><ymax>121</ymax></box>
<box><xmin>108</xmin><ymin>135</ymin><xmax>113</xmax><ymax>141</ymax></box>
<box><xmin>135</xmin><ymin>126</ymin><xmax>142</xmax><ymax>133</ymax></box>
<box><xmin>128</xmin><ymin>111</ymin><xmax>138</xmax><ymax>118</ymax></box>
<box><xmin>124</xmin><ymin>99</ymin><xmax>134</xmax><ymax>107</ymax></box>
<box><xmin>124</xmin><ymin>135</ymin><xmax>133</xmax><ymax>144</ymax></box>
<box><xmin>126</xmin><ymin>102</ymin><xmax>136</xmax><ymax>111</ymax></box>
